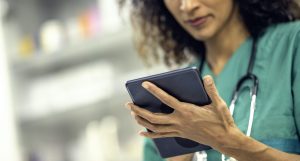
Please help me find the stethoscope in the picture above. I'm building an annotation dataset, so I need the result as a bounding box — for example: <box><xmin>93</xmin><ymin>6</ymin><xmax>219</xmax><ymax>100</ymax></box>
<box><xmin>195</xmin><ymin>37</ymin><xmax>259</xmax><ymax>161</ymax></box>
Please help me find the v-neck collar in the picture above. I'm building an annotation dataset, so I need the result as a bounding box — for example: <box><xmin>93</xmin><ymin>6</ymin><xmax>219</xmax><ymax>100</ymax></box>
<box><xmin>202</xmin><ymin>37</ymin><xmax>253</xmax><ymax>80</ymax></box>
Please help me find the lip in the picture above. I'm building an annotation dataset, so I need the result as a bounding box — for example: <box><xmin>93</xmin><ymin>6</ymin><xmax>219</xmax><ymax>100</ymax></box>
<box><xmin>186</xmin><ymin>16</ymin><xmax>209</xmax><ymax>27</ymax></box>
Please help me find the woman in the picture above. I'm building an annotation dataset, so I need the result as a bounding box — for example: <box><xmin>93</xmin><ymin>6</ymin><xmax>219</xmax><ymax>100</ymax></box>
<box><xmin>120</xmin><ymin>0</ymin><xmax>300</xmax><ymax>160</ymax></box>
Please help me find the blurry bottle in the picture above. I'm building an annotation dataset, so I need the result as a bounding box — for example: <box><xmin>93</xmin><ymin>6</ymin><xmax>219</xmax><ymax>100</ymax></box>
<box><xmin>18</xmin><ymin>35</ymin><xmax>35</xmax><ymax>58</ymax></box>
<box><xmin>40</xmin><ymin>20</ymin><xmax>65</xmax><ymax>53</ymax></box>
<box><xmin>97</xmin><ymin>0</ymin><xmax>122</xmax><ymax>33</ymax></box>
<box><xmin>88</xmin><ymin>7</ymin><xmax>101</xmax><ymax>36</ymax></box>
<box><xmin>78</xmin><ymin>7</ymin><xmax>102</xmax><ymax>39</ymax></box>
<box><xmin>79</xmin><ymin>11</ymin><xmax>91</xmax><ymax>38</ymax></box>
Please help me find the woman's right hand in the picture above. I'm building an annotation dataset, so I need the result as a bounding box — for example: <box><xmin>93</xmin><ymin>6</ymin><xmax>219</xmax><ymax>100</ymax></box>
<box><xmin>167</xmin><ymin>153</ymin><xmax>194</xmax><ymax>161</ymax></box>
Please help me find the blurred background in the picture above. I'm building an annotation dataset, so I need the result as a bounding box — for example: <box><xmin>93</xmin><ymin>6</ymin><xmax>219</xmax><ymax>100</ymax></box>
<box><xmin>0</xmin><ymin>0</ymin><xmax>168</xmax><ymax>161</ymax></box>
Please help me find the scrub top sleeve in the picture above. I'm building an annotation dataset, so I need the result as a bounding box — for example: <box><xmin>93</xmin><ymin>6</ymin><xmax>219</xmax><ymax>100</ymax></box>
<box><xmin>143</xmin><ymin>138</ymin><xmax>165</xmax><ymax>161</ymax></box>
<box><xmin>293</xmin><ymin>31</ymin><xmax>300</xmax><ymax>137</ymax></box>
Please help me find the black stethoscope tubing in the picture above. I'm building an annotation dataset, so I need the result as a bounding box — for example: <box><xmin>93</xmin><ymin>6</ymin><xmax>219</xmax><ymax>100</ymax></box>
<box><xmin>197</xmin><ymin>37</ymin><xmax>260</xmax><ymax>161</ymax></box>
<box><xmin>198</xmin><ymin>37</ymin><xmax>259</xmax><ymax>105</ymax></box>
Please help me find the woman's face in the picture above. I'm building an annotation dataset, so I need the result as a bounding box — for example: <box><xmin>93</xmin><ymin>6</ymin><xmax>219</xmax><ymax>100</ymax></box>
<box><xmin>164</xmin><ymin>0</ymin><xmax>239</xmax><ymax>41</ymax></box>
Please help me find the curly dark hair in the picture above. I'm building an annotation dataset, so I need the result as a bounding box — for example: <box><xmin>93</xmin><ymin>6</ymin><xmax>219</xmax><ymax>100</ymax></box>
<box><xmin>119</xmin><ymin>0</ymin><xmax>300</xmax><ymax>66</ymax></box>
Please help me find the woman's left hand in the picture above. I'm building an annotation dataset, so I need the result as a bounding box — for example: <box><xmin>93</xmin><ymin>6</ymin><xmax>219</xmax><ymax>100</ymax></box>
<box><xmin>126</xmin><ymin>75</ymin><xmax>243</xmax><ymax>150</ymax></box>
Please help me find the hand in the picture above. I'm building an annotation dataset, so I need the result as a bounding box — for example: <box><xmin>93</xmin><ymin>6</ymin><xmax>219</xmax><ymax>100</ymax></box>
<box><xmin>126</xmin><ymin>75</ymin><xmax>242</xmax><ymax>150</ymax></box>
<box><xmin>166</xmin><ymin>153</ymin><xmax>194</xmax><ymax>161</ymax></box>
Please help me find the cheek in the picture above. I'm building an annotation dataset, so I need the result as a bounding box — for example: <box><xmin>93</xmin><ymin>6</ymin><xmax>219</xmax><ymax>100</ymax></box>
<box><xmin>163</xmin><ymin>0</ymin><xmax>236</xmax><ymax>41</ymax></box>
<box><xmin>201</xmin><ymin>1</ymin><xmax>235</xmax><ymax>34</ymax></box>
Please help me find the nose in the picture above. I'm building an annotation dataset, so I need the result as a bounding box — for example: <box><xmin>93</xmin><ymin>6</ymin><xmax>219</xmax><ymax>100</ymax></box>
<box><xmin>180</xmin><ymin>0</ymin><xmax>200</xmax><ymax>13</ymax></box>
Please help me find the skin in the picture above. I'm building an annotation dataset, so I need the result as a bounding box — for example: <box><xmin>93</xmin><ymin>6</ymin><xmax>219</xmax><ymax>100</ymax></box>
<box><xmin>126</xmin><ymin>0</ymin><xmax>300</xmax><ymax>161</ymax></box>
<box><xmin>164</xmin><ymin>0</ymin><xmax>250</xmax><ymax>75</ymax></box>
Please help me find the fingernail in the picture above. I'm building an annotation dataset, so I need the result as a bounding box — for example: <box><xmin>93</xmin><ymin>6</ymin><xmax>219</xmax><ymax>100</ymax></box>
<box><xmin>139</xmin><ymin>131</ymin><xmax>146</xmax><ymax>136</ymax></box>
<box><xmin>204</xmin><ymin>76</ymin><xmax>213</xmax><ymax>85</ymax></box>
<box><xmin>131</xmin><ymin>111</ymin><xmax>135</xmax><ymax>116</ymax></box>
<box><xmin>142</xmin><ymin>82</ymin><xmax>149</xmax><ymax>89</ymax></box>
<box><xmin>125</xmin><ymin>103</ymin><xmax>131</xmax><ymax>109</ymax></box>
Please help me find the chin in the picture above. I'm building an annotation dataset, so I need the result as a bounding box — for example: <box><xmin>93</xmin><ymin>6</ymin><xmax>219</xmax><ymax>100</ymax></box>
<box><xmin>192</xmin><ymin>33</ymin><xmax>214</xmax><ymax>41</ymax></box>
<box><xmin>188</xmin><ymin>27</ymin><xmax>216</xmax><ymax>42</ymax></box>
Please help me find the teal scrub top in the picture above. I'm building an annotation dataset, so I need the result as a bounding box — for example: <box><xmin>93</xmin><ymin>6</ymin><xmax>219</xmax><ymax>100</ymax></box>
<box><xmin>142</xmin><ymin>21</ymin><xmax>300</xmax><ymax>161</ymax></box>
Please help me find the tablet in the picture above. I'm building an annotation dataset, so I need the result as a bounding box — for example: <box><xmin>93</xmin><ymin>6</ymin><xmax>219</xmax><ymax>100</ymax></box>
<box><xmin>125</xmin><ymin>67</ymin><xmax>212</xmax><ymax>158</ymax></box>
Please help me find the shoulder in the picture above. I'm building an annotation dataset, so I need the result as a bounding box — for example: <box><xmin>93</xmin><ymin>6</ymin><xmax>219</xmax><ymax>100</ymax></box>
<box><xmin>272</xmin><ymin>21</ymin><xmax>300</xmax><ymax>34</ymax></box>
<box><xmin>261</xmin><ymin>21</ymin><xmax>300</xmax><ymax>42</ymax></box>
<box><xmin>257</xmin><ymin>21</ymin><xmax>300</xmax><ymax>58</ymax></box>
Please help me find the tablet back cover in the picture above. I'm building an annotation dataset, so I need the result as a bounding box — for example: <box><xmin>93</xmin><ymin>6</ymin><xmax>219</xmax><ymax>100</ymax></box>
<box><xmin>126</xmin><ymin>67</ymin><xmax>211</xmax><ymax>158</ymax></box>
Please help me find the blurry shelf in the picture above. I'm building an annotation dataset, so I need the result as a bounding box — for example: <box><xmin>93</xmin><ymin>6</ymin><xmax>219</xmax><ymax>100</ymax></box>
<box><xmin>12</xmin><ymin>29</ymin><xmax>133</xmax><ymax>75</ymax></box>
<box><xmin>19</xmin><ymin>91</ymin><xmax>130</xmax><ymax>129</ymax></box>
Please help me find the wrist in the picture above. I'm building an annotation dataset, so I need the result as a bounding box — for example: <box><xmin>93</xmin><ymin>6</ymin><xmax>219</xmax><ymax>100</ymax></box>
<box><xmin>214</xmin><ymin>127</ymin><xmax>245</xmax><ymax>153</ymax></box>
<box><xmin>215</xmin><ymin>127</ymin><xmax>269</xmax><ymax>160</ymax></box>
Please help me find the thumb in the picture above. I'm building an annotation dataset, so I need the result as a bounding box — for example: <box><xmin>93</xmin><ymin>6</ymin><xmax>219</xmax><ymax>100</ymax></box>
<box><xmin>203</xmin><ymin>75</ymin><xmax>222</xmax><ymax>105</ymax></box>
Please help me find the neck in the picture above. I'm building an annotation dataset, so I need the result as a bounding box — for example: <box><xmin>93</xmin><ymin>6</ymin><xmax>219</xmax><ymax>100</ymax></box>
<box><xmin>204</xmin><ymin>7</ymin><xmax>250</xmax><ymax>75</ymax></box>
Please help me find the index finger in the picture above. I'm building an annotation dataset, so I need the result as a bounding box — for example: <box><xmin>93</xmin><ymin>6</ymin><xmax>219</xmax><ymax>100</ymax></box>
<box><xmin>142</xmin><ymin>81</ymin><xmax>182</xmax><ymax>111</ymax></box>
<box><xmin>203</xmin><ymin>75</ymin><xmax>223</xmax><ymax>105</ymax></box>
